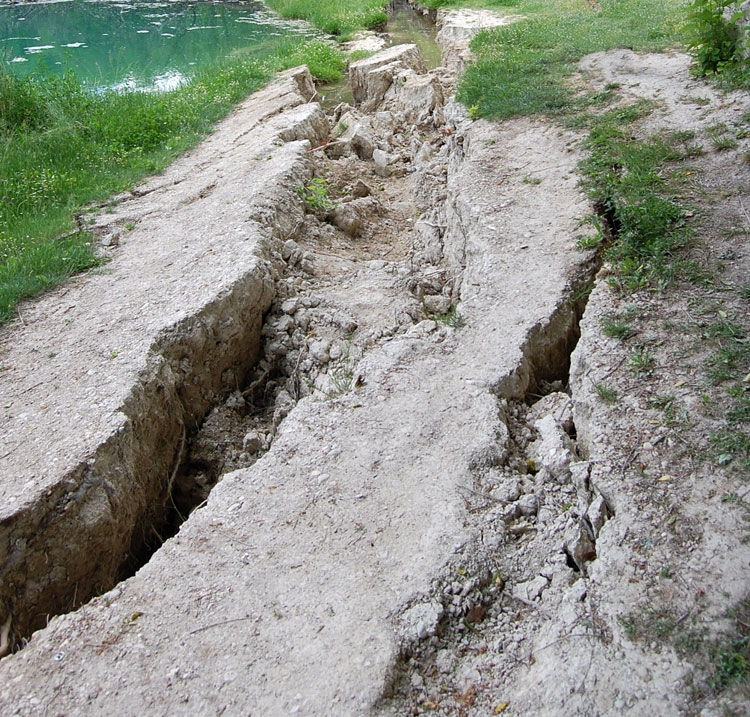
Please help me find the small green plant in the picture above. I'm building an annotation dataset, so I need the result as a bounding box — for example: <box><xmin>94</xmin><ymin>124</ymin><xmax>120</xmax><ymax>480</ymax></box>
<box><xmin>468</xmin><ymin>104</ymin><xmax>480</xmax><ymax>120</ymax></box>
<box><xmin>621</xmin><ymin>609</ymin><xmax>679</xmax><ymax>642</ymax></box>
<box><xmin>630</xmin><ymin>347</ymin><xmax>656</xmax><ymax>376</ymax></box>
<box><xmin>707</xmin><ymin>122</ymin><xmax>740</xmax><ymax>150</ymax></box>
<box><xmin>595</xmin><ymin>383</ymin><xmax>619</xmax><ymax>404</ymax></box>
<box><xmin>297</xmin><ymin>178</ymin><xmax>335</xmax><ymax>213</ymax></box>
<box><xmin>522</xmin><ymin>175</ymin><xmax>542</xmax><ymax>185</ymax></box>
<box><xmin>576</xmin><ymin>215</ymin><xmax>605</xmax><ymax>251</ymax></box>
<box><xmin>580</xmin><ymin>105</ymin><xmax>697</xmax><ymax>290</ymax></box>
<box><xmin>649</xmin><ymin>393</ymin><xmax>676</xmax><ymax>411</ymax></box>
<box><xmin>601</xmin><ymin>314</ymin><xmax>635</xmax><ymax>341</ymax></box>
<box><xmin>124</xmin><ymin>222</ymin><xmax>136</xmax><ymax>231</ymax></box>
<box><xmin>679</xmin><ymin>95</ymin><xmax>712</xmax><ymax>106</ymax></box>
<box><xmin>311</xmin><ymin>339</ymin><xmax>355</xmax><ymax>400</ymax></box>
<box><xmin>435</xmin><ymin>306</ymin><xmax>466</xmax><ymax>328</ymax></box>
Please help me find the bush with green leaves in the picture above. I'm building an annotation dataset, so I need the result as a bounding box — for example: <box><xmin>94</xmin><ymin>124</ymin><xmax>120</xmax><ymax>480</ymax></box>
<box><xmin>687</xmin><ymin>0</ymin><xmax>747</xmax><ymax>76</ymax></box>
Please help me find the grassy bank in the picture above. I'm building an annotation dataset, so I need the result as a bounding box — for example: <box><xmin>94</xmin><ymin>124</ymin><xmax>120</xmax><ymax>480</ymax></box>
<box><xmin>458</xmin><ymin>0</ymin><xmax>687</xmax><ymax>119</ymax></box>
<box><xmin>0</xmin><ymin>40</ymin><xmax>344</xmax><ymax>323</ymax></box>
<box><xmin>266</xmin><ymin>0</ymin><xmax>389</xmax><ymax>39</ymax></box>
<box><xmin>453</xmin><ymin>0</ymin><xmax>749</xmax><ymax>467</ymax></box>
<box><xmin>451</xmin><ymin>0</ymin><xmax>690</xmax><ymax>285</ymax></box>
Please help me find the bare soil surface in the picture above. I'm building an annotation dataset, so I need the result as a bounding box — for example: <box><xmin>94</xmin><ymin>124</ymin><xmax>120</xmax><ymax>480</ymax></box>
<box><xmin>0</xmin><ymin>11</ymin><xmax>749</xmax><ymax>717</ymax></box>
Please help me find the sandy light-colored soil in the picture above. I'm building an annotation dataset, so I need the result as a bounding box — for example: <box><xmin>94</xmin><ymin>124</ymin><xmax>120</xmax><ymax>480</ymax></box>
<box><xmin>0</xmin><ymin>8</ymin><xmax>749</xmax><ymax>717</ymax></box>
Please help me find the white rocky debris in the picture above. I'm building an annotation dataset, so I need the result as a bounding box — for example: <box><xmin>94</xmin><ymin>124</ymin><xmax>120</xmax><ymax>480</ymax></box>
<box><xmin>436</xmin><ymin>8</ymin><xmax>520</xmax><ymax>74</ymax></box>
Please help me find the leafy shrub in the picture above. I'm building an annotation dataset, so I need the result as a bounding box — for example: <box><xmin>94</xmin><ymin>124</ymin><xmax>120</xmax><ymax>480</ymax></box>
<box><xmin>687</xmin><ymin>0</ymin><xmax>746</xmax><ymax>75</ymax></box>
<box><xmin>298</xmin><ymin>178</ymin><xmax>335</xmax><ymax>212</ymax></box>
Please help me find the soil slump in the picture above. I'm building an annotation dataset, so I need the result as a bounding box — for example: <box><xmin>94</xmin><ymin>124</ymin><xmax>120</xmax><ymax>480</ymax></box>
<box><xmin>3</xmin><ymin>14</ymin><xmax>727</xmax><ymax>717</ymax></box>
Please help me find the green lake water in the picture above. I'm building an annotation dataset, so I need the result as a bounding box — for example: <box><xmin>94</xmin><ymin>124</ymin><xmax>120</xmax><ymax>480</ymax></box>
<box><xmin>0</xmin><ymin>0</ymin><xmax>317</xmax><ymax>91</ymax></box>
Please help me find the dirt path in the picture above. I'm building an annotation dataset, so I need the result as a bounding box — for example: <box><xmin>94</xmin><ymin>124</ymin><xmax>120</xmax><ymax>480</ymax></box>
<box><xmin>0</xmin><ymin>11</ymin><xmax>749</xmax><ymax>717</ymax></box>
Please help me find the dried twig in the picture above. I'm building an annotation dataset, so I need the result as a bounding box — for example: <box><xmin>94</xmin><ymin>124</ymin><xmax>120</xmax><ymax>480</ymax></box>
<box><xmin>241</xmin><ymin>367</ymin><xmax>271</xmax><ymax>399</ymax></box>
<box><xmin>188</xmin><ymin>616</ymin><xmax>255</xmax><ymax>636</ymax></box>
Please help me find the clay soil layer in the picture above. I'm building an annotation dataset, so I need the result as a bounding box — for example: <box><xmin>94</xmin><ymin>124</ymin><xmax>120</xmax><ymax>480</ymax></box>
<box><xmin>0</xmin><ymin>10</ymin><xmax>749</xmax><ymax>717</ymax></box>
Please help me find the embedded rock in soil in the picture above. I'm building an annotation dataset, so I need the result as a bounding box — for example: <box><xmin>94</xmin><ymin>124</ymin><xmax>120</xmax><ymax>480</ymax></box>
<box><xmin>381</xmin><ymin>70</ymin><xmax>445</xmax><ymax>127</ymax></box>
<box><xmin>349</xmin><ymin>43</ymin><xmax>426</xmax><ymax>105</ymax></box>
<box><xmin>436</xmin><ymin>8</ymin><xmax>520</xmax><ymax>75</ymax></box>
<box><xmin>328</xmin><ymin>203</ymin><xmax>363</xmax><ymax>237</ymax></box>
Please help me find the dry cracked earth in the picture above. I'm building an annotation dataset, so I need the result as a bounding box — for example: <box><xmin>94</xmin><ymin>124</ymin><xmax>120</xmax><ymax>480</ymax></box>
<box><xmin>0</xmin><ymin>8</ymin><xmax>749</xmax><ymax>717</ymax></box>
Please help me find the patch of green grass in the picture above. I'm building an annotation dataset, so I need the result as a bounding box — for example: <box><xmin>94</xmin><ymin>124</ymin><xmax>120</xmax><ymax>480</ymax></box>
<box><xmin>580</xmin><ymin>107</ymin><xmax>697</xmax><ymax>290</ymax></box>
<box><xmin>700</xmin><ymin>313</ymin><xmax>750</xmax><ymax>467</ymax></box>
<box><xmin>0</xmin><ymin>232</ymin><xmax>100</xmax><ymax>320</ymax></box>
<box><xmin>266</xmin><ymin>0</ymin><xmax>388</xmax><ymax>39</ymax></box>
<box><xmin>595</xmin><ymin>383</ymin><xmax>619</xmax><ymax>404</ymax></box>
<box><xmin>601</xmin><ymin>310</ymin><xmax>636</xmax><ymax>340</ymax></box>
<box><xmin>624</xmin><ymin>596</ymin><xmax>750</xmax><ymax>697</ymax></box>
<box><xmin>649</xmin><ymin>392</ymin><xmax>676</xmax><ymax>411</ymax></box>
<box><xmin>285</xmin><ymin>41</ymin><xmax>347</xmax><ymax>82</ymax></box>
<box><xmin>621</xmin><ymin>609</ymin><xmax>679</xmax><ymax>641</ymax></box>
<box><xmin>707</xmin><ymin>122</ymin><xmax>740</xmax><ymax>150</ymax></box>
<box><xmin>458</xmin><ymin>0</ymin><xmax>686</xmax><ymax>121</ymax></box>
<box><xmin>435</xmin><ymin>305</ymin><xmax>467</xmax><ymax>328</ymax></box>
<box><xmin>0</xmin><ymin>40</ymin><xmax>346</xmax><ymax>323</ymax></box>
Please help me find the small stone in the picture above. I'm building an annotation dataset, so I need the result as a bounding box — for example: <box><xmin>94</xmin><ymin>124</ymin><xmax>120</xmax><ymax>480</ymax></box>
<box><xmin>373</xmin><ymin>148</ymin><xmax>390</xmax><ymax>177</ymax></box>
<box><xmin>282</xmin><ymin>239</ymin><xmax>300</xmax><ymax>262</ymax></box>
<box><xmin>564</xmin><ymin>522</ymin><xmax>597</xmax><ymax>573</ymax></box>
<box><xmin>527</xmin><ymin>391</ymin><xmax>574</xmax><ymax>434</ymax></box>
<box><xmin>329</xmin><ymin>343</ymin><xmax>344</xmax><ymax>361</ymax></box>
<box><xmin>399</xmin><ymin>601</ymin><xmax>443</xmax><ymax>643</ymax></box>
<box><xmin>281</xmin><ymin>298</ymin><xmax>300</xmax><ymax>315</ymax></box>
<box><xmin>586</xmin><ymin>494</ymin><xmax>611</xmax><ymax>538</ymax></box>
<box><xmin>352</xmin><ymin>179</ymin><xmax>372</xmax><ymax>198</ymax></box>
<box><xmin>517</xmin><ymin>494</ymin><xmax>539</xmax><ymax>517</ymax></box>
<box><xmin>351</xmin><ymin>123</ymin><xmax>375</xmax><ymax>160</ymax></box>
<box><xmin>435</xmin><ymin>649</ymin><xmax>456</xmax><ymax>674</ymax></box>
<box><xmin>273</xmin><ymin>390</ymin><xmax>295</xmax><ymax>427</ymax></box>
<box><xmin>277</xmin><ymin>315</ymin><xmax>295</xmax><ymax>334</ymax></box>
<box><xmin>501</xmin><ymin>503</ymin><xmax>520</xmax><ymax>523</ymax></box>
<box><xmin>423</xmin><ymin>294</ymin><xmax>451</xmax><ymax>315</ymax></box>
<box><xmin>513</xmin><ymin>575</ymin><xmax>548</xmax><ymax>602</ymax></box>
<box><xmin>309</xmin><ymin>340</ymin><xmax>331</xmax><ymax>365</ymax></box>
<box><xmin>242</xmin><ymin>431</ymin><xmax>263</xmax><ymax>454</ymax></box>
<box><xmin>329</xmin><ymin>204</ymin><xmax>363</xmax><ymax>238</ymax></box>
<box><xmin>295</xmin><ymin>309</ymin><xmax>310</xmax><ymax>331</ymax></box>
<box><xmin>492</xmin><ymin>481</ymin><xmax>521</xmax><ymax>503</ymax></box>
<box><xmin>101</xmin><ymin>231</ymin><xmax>120</xmax><ymax>248</ymax></box>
